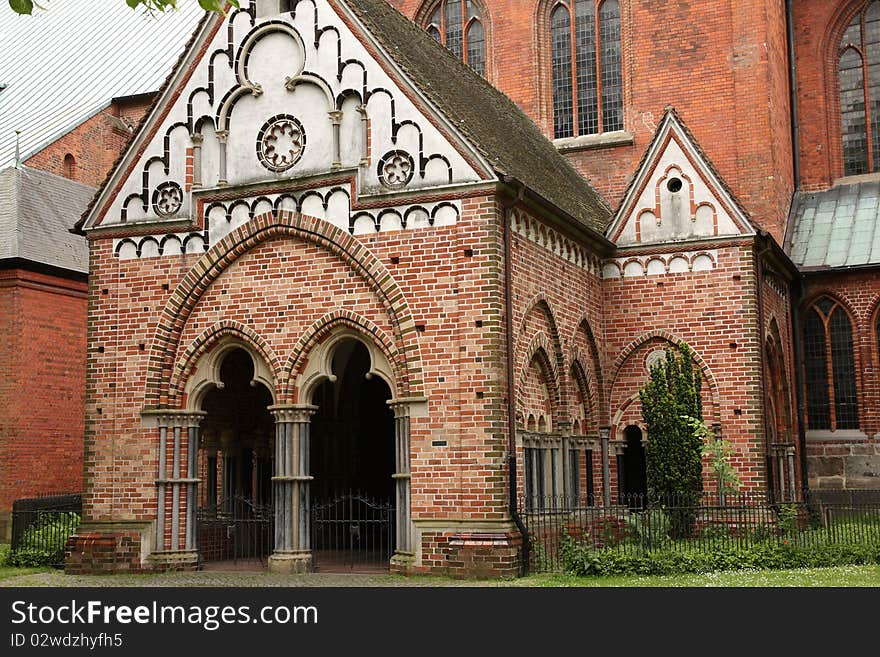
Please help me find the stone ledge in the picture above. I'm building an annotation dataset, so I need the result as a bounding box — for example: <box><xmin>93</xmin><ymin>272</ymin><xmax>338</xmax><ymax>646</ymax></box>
<box><xmin>554</xmin><ymin>131</ymin><xmax>634</xmax><ymax>154</ymax></box>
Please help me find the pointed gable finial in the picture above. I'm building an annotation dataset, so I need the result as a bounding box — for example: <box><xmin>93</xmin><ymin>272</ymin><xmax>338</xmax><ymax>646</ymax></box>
<box><xmin>13</xmin><ymin>130</ymin><xmax>22</xmax><ymax>169</ymax></box>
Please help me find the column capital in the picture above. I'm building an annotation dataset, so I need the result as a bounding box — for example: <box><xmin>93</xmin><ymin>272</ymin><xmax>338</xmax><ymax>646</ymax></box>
<box><xmin>269</xmin><ymin>404</ymin><xmax>318</xmax><ymax>423</ymax></box>
<box><xmin>142</xmin><ymin>409</ymin><xmax>206</xmax><ymax>428</ymax></box>
<box><xmin>215</xmin><ymin>129</ymin><xmax>229</xmax><ymax>143</ymax></box>
<box><xmin>190</xmin><ymin>133</ymin><xmax>204</xmax><ymax>146</ymax></box>
<box><xmin>388</xmin><ymin>396</ymin><xmax>429</xmax><ymax>418</ymax></box>
<box><xmin>598</xmin><ymin>426</ymin><xmax>611</xmax><ymax>441</ymax></box>
<box><xmin>328</xmin><ymin>110</ymin><xmax>343</xmax><ymax>125</ymax></box>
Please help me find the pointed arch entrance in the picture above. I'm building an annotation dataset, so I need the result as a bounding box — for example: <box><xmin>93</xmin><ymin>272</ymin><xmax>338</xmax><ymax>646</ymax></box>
<box><xmin>309</xmin><ymin>338</ymin><xmax>396</xmax><ymax>572</ymax></box>
<box><xmin>195</xmin><ymin>346</ymin><xmax>275</xmax><ymax>569</ymax></box>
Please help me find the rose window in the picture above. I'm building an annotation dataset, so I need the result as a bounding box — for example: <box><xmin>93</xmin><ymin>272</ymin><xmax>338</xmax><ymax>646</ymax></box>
<box><xmin>152</xmin><ymin>182</ymin><xmax>183</xmax><ymax>218</ymax></box>
<box><xmin>379</xmin><ymin>150</ymin><xmax>415</xmax><ymax>189</ymax></box>
<box><xmin>257</xmin><ymin>115</ymin><xmax>306</xmax><ymax>172</ymax></box>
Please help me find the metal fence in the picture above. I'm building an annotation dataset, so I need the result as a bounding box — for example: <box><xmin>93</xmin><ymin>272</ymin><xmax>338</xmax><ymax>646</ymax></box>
<box><xmin>10</xmin><ymin>493</ymin><xmax>82</xmax><ymax>567</ymax></box>
<box><xmin>521</xmin><ymin>491</ymin><xmax>880</xmax><ymax>572</ymax></box>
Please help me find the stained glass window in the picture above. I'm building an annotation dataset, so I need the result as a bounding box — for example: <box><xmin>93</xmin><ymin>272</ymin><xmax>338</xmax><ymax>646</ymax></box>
<box><xmin>422</xmin><ymin>1</ymin><xmax>486</xmax><ymax>77</ymax></box>
<box><xmin>550</xmin><ymin>1</ymin><xmax>624</xmax><ymax>139</ymax></box>
<box><xmin>803</xmin><ymin>298</ymin><xmax>860</xmax><ymax>432</ymax></box>
<box><xmin>839</xmin><ymin>2</ymin><xmax>880</xmax><ymax>175</ymax></box>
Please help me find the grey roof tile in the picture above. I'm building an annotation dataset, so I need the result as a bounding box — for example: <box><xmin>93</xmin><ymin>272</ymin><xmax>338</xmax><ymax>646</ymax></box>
<box><xmin>789</xmin><ymin>180</ymin><xmax>880</xmax><ymax>269</ymax></box>
<box><xmin>0</xmin><ymin>165</ymin><xmax>93</xmax><ymax>273</ymax></box>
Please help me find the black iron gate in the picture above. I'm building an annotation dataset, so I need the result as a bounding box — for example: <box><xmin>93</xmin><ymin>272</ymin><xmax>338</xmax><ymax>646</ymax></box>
<box><xmin>311</xmin><ymin>492</ymin><xmax>394</xmax><ymax>571</ymax></box>
<box><xmin>197</xmin><ymin>496</ymin><xmax>272</xmax><ymax>567</ymax></box>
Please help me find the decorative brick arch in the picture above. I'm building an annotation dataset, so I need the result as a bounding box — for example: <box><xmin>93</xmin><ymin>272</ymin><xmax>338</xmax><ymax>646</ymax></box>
<box><xmin>168</xmin><ymin>319</ymin><xmax>282</xmax><ymax>407</ymax></box>
<box><xmin>569</xmin><ymin>316</ymin><xmax>606</xmax><ymax>412</ymax></box>
<box><xmin>609</xmin><ymin>330</ymin><xmax>720</xmax><ymax>423</ymax></box>
<box><xmin>516</xmin><ymin>331</ymin><xmax>562</xmax><ymax>429</ymax></box>
<box><xmin>569</xmin><ymin>356</ymin><xmax>597</xmax><ymax>432</ymax></box>
<box><xmin>143</xmin><ymin>210</ymin><xmax>423</xmax><ymax>408</ymax></box>
<box><xmin>281</xmin><ymin>309</ymin><xmax>405</xmax><ymax>402</ymax></box>
<box><xmin>517</xmin><ymin>294</ymin><xmax>565</xmax><ymax>379</ymax></box>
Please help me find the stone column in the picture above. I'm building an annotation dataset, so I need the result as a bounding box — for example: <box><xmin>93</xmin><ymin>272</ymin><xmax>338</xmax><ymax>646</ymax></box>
<box><xmin>268</xmin><ymin>405</ymin><xmax>316</xmax><ymax>574</ymax></box>
<box><xmin>190</xmin><ymin>133</ymin><xmax>203</xmax><ymax>189</ymax></box>
<box><xmin>357</xmin><ymin>105</ymin><xmax>369</xmax><ymax>167</ymax></box>
<box><xmin>216</xmin><ymin>129</ymin><xmax>228</xmax><ymax>185</ymax></box>
<box><xmin>152</xmin><ymin>411</ymin><xmax>204</xmax><ymax>568</ymax></box>
<box><xmin>775</xmin><ymin>446</ymin><xmax>787</xmax><ymax>503</ymax></box>
<box><xmin>389</xmin><ymin>400</ymin><xmax>415</xmax><ymax>568</ymax></box>
<box><xmin>786</xmin><ymin>446</ymin><xmax>797</xmax><ymax>502</ymax></box>
<box><xmin>599</xmin><ymin>426</ymin><xmax>611</xmax><ymax>508</ymax></box>
<box><xmin>329</xmin><ymin>110</ymin><xmax>343</xmax><ymax>169</ymax></box>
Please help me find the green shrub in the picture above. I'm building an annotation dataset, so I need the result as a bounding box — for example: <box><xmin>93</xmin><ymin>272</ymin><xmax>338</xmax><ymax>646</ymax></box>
<box><xmin>639</xmin><ymin>343</ymin><xmax>704</xmax><ymax>538</ymax></box>
<box><xmin>560</xmin><ymin>540</ymin><xmax>880</xmax><ymax>577</ymax></box>
<box><xmin>10</xmin><ymin>512</ymin><xmax>80</xmax><ymax>568</ymax></box>
<box><xmin>625</xmin><ymin>510</ymin><xmax>670</xmax><ymax>550</ymax></box>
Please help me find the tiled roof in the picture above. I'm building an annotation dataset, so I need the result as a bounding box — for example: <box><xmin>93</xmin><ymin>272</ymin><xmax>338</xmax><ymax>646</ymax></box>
<box><xmin>341</xmin><ymin>0</ymin><xmax>612</xmax><ymax>234</ymax></box>
<box><xmin>788</xmin><ymin>181</ymin><xmax>880</xmax><ymax>269</ymax></box>
<box><xmin>0</xmin><ymin>1</ymin><xmax>204</xmax><ymax>168</ymax></box>
<box><xmin>0</xmin><ymin>166</ymin><xmax>94</xmax><ymax>273</ymax></box>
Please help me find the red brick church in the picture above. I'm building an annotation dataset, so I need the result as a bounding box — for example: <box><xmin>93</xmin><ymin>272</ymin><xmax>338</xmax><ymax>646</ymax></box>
<box><xmin>66</xmin><ymin>0</ymin><xmax>880</xmax><ymax>576</ymax></box>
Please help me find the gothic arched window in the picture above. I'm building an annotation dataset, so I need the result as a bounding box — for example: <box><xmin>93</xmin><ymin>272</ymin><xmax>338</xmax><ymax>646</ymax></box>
<box><xmin>803</xmin><ymin>297</ymin><xmax>859</xmax><ymax>431</ymax></box>
<box><xmin>550</xmin><ymin>0</ymin><xmax>623</xmax><ymax>140</ymax></box>
<box><xmin>423</xmin><ymin>1</ymin><xmax>486</xmax><ymax>77</ymax></box>
<box><xmin>839</xmin><ymin>2</ymin><xmax>880</xmax><ymax>175</ymax></box>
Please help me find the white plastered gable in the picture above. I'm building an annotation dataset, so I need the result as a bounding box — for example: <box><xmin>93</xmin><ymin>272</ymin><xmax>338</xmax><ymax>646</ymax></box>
<box><xmin>607</xmin><ymin>111</ymin><xmax>755</xmax><ymax>247</ymax></box>
<box><xmin>81</xmin><ymin>0</ymin><xmax>487</xmax><ymax>232</ymax></box>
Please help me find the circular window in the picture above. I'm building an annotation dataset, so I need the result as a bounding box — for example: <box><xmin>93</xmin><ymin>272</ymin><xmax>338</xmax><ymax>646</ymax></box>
<box><xmin>257</xmin><ymin>114</ymin><xmax>306</xmax><ymax>172</ymax></box>
<box><xmin>152</xmin><ymin>181</ymin><xmax>184</xmax><ymax>218</ymax></box>
<box><xmin>378</xmin><ymin>150</ymin><xmax>415</xmax><ymax>189</ymax></box>
<box><xmin>667</xmin><ymin>177</ymin><xmax>683</xmax><ymax>193</ymax></box>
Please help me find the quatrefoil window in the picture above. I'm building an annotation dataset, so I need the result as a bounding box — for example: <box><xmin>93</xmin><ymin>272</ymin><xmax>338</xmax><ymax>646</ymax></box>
<box><xmin>378</xmin><ymin>150</ymin><xmax>415</xmax><ymax>189</ymax></box>
<box><xmin>152</xmin><ymin>182</ymin><xmax>183</xmax><ymax>218</ymax></box>
<box><xmin>257</xmin><ymin>114</ymin><xmax>306</xmax><ymax>172</ymax></box>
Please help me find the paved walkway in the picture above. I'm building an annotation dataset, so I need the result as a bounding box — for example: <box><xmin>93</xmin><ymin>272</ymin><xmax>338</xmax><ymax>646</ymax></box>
<box><xmin>1</xmin><ymin>570</ymin><xmax>513</xmax><ymax>587</ymax></box>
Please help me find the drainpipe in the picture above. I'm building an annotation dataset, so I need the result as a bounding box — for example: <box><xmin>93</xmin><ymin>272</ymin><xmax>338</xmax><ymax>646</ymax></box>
<box><xmin>502</xmin><ymin>186</ymin><xmax>529</xmax><ymax>576</ymax></box>
<box><xmin>786</xmin><ymin>0</ymin><xmax>801</xmax><ymax>188</ymax></box>
<box><xmin>754</xmin><ymin>238</ymin><xmax>773</xmax><ymax>501</ymax></box>
<box><xmin>791</xmin><ymin>278</ymin><xmax>810</xmax><ymax>500</ymax></box>
<box><xmin>786</xmin><ymin>0</ymin><xmax>809</xmax><ymax>500</ymax></box>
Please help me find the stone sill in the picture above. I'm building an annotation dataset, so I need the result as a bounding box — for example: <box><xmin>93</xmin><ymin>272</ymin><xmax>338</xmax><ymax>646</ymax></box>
<box><xmin>832</xmin><ymin>171</ymin><xmax>880</xmax><ymax>187</ymax></box>
<box><xmin>806</xmin><ymin>430</ymin><xmax>870</xmax><ymax>442</ymax></box>
<box><xmin>554</xmin><ymin>131</ymin><xmax>634</xmax><ymax>154</ymax></box>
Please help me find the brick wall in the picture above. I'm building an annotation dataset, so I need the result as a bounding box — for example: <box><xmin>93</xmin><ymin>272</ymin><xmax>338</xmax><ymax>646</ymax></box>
<box><xmin>0</xmin><ymin>269</ymin><xmax>87</xmax><ymax>539</ymax></box>
<box><xmin>389</xmin><ymin>0</ymin><xmax>794</xmax><ymax>241</ymax></box>
<box><xmin>79</xmin><ymin>197</ymin><xmax>519</xmax><ymax>571</ymax></box>
<box><xmin>801</xmin><ymin>269</ymin><xmax>880</xmax><ymax>489</ymax></box>
<box><xmin>601</xmin><ymin>242</ymin><xmax>770</xmax><ymax>493</ymax></box>
<box><xmin>24</xmin><ymin>95</ymin><xmax>153</xmax><ymax>188</ymax></box>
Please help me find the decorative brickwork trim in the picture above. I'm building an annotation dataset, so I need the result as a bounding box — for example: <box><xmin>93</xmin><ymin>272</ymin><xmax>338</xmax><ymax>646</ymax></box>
<box><xmin>144</xmin><ymin>210</ymin><xmax>424</xmax><ymax>407</ymax></box>
<box><xmin>281</xmin><ymin>309</ymin><xmax>403</xmax><ymax>402</ymax></box>
<box><xmin>168</xmin><ymin>319</ymin><xmax>283</xmax><ymax>406</ymax></box>
<box><xmin>609</xmin><ymin>329</ymin><xmax>721</xmax><ymax>421</ymax></box>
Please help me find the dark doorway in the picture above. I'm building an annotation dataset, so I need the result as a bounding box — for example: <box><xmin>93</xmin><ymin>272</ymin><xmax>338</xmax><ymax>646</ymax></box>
<box><xmin>197</xmin><ymin>348</ymin><xmax>274</xmax><ymax>569</ymax></box>
<box><xmin>310</xmin><ymin>339</ymin><xmax>396</xmax><ymax>572</ymax></box>
<box><xmin>621</xmin><ymin>425</ymin><xmax>648</xmax><ymax>507</ymax></box>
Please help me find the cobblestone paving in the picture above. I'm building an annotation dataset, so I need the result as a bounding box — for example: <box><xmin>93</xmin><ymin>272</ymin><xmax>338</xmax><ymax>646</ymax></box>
<box><xmin>1</xmin><ymin>571</ymin><xmax>514</xmax><ymax>588</ymax></box>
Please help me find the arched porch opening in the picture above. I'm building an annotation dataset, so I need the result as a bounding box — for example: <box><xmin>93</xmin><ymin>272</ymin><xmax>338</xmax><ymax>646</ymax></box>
<box><xmin>309</xmin><ymin>338</ymin><xmax>396</xmax><ymax>572</ymax></box>
<box><xmin>197</xmin><ymin>347</ymin><xmax>275</xmax><ymax>569</ymax></box>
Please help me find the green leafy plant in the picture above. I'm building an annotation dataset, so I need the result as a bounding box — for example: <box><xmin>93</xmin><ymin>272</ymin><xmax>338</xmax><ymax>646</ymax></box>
<box><xmin>688</xmin><ymin>417</ymin><xmax>741</xmax><ymax>503</ymax></box>
<box><xmin>10</xmin><ymin>512</ymin><xmax>81</xmax><ymax>568</ymax></box>
<box><xmin>8</xmin><ymin>1</ymin><xmax>239</xmax><ymax>16</ymax></box>
<box><xmin>625</xmin><ymin>510</ymin><xmax>670</xmax><ymax>550</ymax></box>
<box><xmin>560</xmin><ymin>541</ymin><xmax>880</xmax><ymax>577</ymax></box>
<box><xmin>640</xmin><ymin>342</ymin><xmax>704</xmax><ymax>537</ymax></box>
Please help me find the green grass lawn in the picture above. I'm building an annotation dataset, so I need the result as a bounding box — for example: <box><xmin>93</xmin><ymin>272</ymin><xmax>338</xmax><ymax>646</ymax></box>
<box><xmin>519</xmin><ymin>565</ymin><xmax>880</xmax><ymax>587</ymax></box>
<box><xmin>0</xmin><ymin>545</ymin><xmax>50</xmax><ymax>581</ymax></box>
